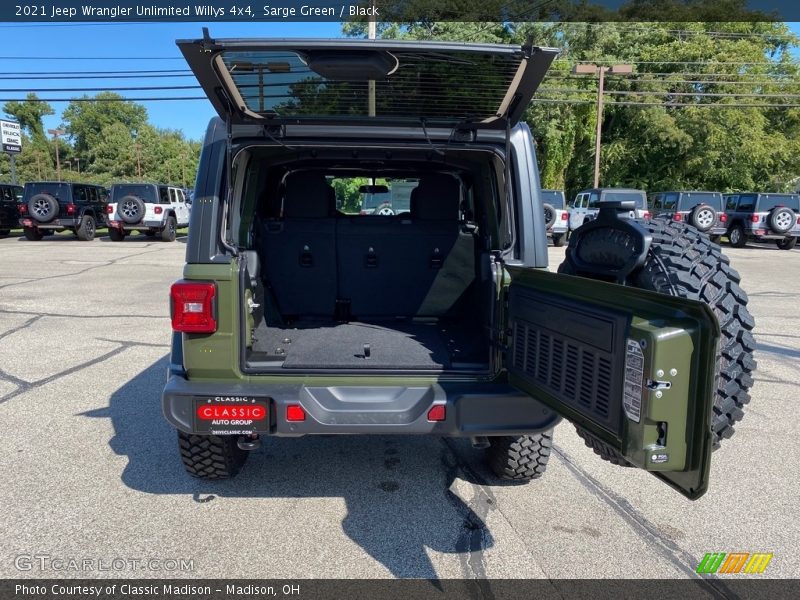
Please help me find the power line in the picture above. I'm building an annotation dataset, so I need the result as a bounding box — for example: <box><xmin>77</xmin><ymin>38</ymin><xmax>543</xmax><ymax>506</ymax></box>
<box><xmin>0</xmin><ymin>85</ymin><xmax>201</xmax><ymax>92</ymax></box>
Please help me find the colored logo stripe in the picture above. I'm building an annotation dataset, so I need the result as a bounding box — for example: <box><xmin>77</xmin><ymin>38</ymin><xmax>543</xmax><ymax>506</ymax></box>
<box><xmin>743</xmin><ymin>553</ymin><xmax>773</xmax><ymax>574</ymax></box>
<box><xmin>697</xmin><ymin>552</ymin><xmax>726</xmax><ymax>574</ymax></box>
<box><xmin>696</xmin><ymin>552</ymin><xmax>773</xmax><ymax>574</ymax></box>
<box><xmin>719</xmin><ymin>553</ymin><xmax>749</xmax><ymax>574</ymax></box>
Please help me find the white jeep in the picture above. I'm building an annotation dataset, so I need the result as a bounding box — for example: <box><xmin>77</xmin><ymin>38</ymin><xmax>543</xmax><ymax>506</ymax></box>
<box><xmin>105</xmin><ymin>183</ymin><xmax>190</xmax><ymax>242</ymax></box>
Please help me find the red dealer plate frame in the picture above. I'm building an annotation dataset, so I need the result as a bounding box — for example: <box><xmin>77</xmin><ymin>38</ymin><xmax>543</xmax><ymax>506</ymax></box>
<box><xmin>193</xmin><ymin>397</ymin><xmax>271</xmax><ymax>435</ymax></box>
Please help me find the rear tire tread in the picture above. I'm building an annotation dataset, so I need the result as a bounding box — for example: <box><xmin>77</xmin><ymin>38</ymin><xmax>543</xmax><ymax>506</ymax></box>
<box><xmin>177</xmin><ymin>431</ymin><xmax>247</xmax><ymax>479</ymax></box>
<box><xmin>486</xmin><ymin>432</ymin><xmax>553</xmax><ymax>481</ymax></box>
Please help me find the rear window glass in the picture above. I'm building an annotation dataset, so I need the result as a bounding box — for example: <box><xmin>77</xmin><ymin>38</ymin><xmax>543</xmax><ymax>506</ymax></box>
<box><xmin>218</xmin><ymin>48</ymin><xmax>523</xmax><ymax>124</ymax></box>
<box><xmin>677</xmin><ymin>193</ymin><xmax>723</xmax><ymax>211</ymax></box>
<box><xmin>541</xmin><ymin>190</ymin><xmax>565</xmax><ymax>208</ymax></box>
<box><xmin>330</xmin><ymin>178</ymin><xmax>419</xmax><ymax>215</ymax></box>
<box><xmin>757</xmin><ymin>195</ymin><xmax>800</xmax><ymax>212</ymax></box>
<box><xmin>600</xmin><ymin>191</ymin><xmax>647</xmax><ymax>208</ymax></box>
<box><xmin>111</xmin><ymin>185</ymin><xmax>158</xmax><ymax>203</ymax></box>
<box><xmin>24</xmin><ymin>183</ymin><xmax>70</xmax><ymax>201</ymax></box>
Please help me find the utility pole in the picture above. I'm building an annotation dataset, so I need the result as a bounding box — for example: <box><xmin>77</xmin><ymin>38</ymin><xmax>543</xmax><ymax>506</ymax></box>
<box><xmin>134</xmin><ymin>143</ymin><xmax>142</xmax><ymax>178</ymax></box>
<box><xmin>47</xmin><ymin>128</ymin><xmax>65</xmax><ymax>182</ymax></box>
<box><xmin>572</xmin><ymin>64</ymin><xmax>633</xmax><ymax>188</ymax></box>
<box><xmin>367</xmin><ymin>3</ymin><xmax>376</xmax><ymax>117</ymax></box>
<box><xmin>74</xmin><ymin>157</ymin><xmax>80</xmax><ymax>175</ymax></box>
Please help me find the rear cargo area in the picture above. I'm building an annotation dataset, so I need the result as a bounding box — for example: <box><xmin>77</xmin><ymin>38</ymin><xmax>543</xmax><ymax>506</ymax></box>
<box><xmin>243</xmin><ymin>168</ymin><xmax>495</xmax><ymax>373</ymax></box>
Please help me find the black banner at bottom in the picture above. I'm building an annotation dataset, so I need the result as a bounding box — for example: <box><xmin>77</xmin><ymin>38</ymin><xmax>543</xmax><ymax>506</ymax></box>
<box><xmin>3</xmin><ymin>579</ymin><xmax>800</xmax><ymax>600</ymax></box>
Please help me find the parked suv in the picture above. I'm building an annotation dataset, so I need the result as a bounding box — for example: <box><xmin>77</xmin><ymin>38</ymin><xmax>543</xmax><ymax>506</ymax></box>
<box><xmin>0</xmin><ymin>183</ymin><xmax>23</xmax><ymax>236</ymax></box>
<box><xmin>649</xmin><ymin>191</ymin><xmax>727</xmax><ymax>244</ymax></box>
<box><xmin>723</xmin><ymin>193</ymin><xmax>800</xmax><ymax>250</ymax></box>
<box><xmin>105</xmin><ymin>183</ymin><xmax>190</xmax><ymax>242</ymax></box>
<box><xmin>18</xmin><ymin>182</ymin><xmax>107</xmax><ymax>241</ymax></box>
<box><xmin>163</xmin><ymin>36</ymin><xmax>756</xmax><ymax>499</ymax></box>
<box><xmin>568</xmin><ymin>188</ymin><xmax>649</xmax><ymax>231</ymax></box>
<box><xmin>541</xmin><ymin>189</ymin><xmax>568</xmax><ymax>246</ymax></box>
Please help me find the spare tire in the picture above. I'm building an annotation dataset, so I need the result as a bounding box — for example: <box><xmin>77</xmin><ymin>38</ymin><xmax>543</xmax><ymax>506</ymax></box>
<box><xmin>543</xmin><ymin>203</ymin><xmax>557</xmax><ymax>228</ymax></box>
<box><xmin>689</xmin><ymin>203</ymin><xmax>716</xmax><ymax>232</ymax></box>
<box><xmin>559</xmin><ymin>218</ymin><xmax>756</xmax><ymax>463</ymax></box>
<box><xmin>118</xmin><ymin>195</ymin><xmax>145</xmax><ymax>224</ymax></box>
<box><xmin>768</xmin><ymin>206</ymin><xmax>794</xmax><ymax>234</ymax></box>
<box><xmin>28</xmin><ymin>193</ymin><xmax>58</xmax><ymax>223</ymax></box>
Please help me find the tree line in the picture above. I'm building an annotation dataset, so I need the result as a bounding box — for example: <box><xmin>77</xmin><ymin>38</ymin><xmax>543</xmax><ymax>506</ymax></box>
<box><xmin>0</xmin><ymin>91</ymin><xmax>200</xmax><ymax>188</ymax></box>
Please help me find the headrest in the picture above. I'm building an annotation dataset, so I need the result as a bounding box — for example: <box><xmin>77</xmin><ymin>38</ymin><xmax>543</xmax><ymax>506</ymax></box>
<box><xmin>283</xmin><ymin>172</ymin><xmax>334</xmax><ymax>218</ymax></box>
<box><xmin>410</xmin><ymin>174</ymin><xmax>461</xmax><ymax>220</ymax></box>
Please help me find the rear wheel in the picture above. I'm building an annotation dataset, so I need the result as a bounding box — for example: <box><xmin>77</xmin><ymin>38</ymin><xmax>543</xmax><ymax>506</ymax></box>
<box><xmin>728</xmin><ymin>223</ymin><xmax>746</xmax><ymax>248</ymax></box>
<box><xmin>108</xmin><ymin>227</ymin><xmax>125</xmax><ymax>242</ymax></box>
<box><xmin>552</xmin><ymin>233</ymin><xmax>566</xmax><ymax>247</ymax></box>
<box><xmin>709</xmin><ymin>235</ymin><xmax>722</xmax><ymax>244</ymax></box>
<box><xmin>559</xmin><ymin>219</ymin><xmax>756</xmax><ymax>464</ymax></box>
<box><xmin>23</xmin><ymin>226</ymin><xmax>43</xmax><ymax>241</ymax></box>
<box><xmin>777</xmin><ymin>237</ymin><xmax>797</xmax><ymax>250</ymax></box>
<box><xmin>486</xmin><ymin>431</ymin><xmax>553</xmax><ymax>481</ymax></box>
<box><xmin>177</xmin><ymin>431</ymin><xmax>248</xmax><ymax>479</ymax></box>
<box><xmin>161</xmin><ymin>216</ymin><xmax>176</xmax><ymax>242</ymax></box>
<box><xmin>76</xmin><ymin>215</ymin><xmax>96</xmax><ymax>241</ymax></box>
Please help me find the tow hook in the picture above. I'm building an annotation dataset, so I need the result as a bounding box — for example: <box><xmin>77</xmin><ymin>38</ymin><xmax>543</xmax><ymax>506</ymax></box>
<box><xmin>237</xmin><ymin>434</ymin><xmax>261</xmax><ymax>451</ymax></box>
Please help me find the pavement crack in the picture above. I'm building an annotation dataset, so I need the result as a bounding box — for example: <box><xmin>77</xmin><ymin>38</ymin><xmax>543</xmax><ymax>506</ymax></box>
<box><xmin>0</xmin><ymin>314</ymin><xmax>42</xmax><ymax>343</ymax></box>
<box><xmin>0</xmin><ymin>308</ymin><xmax>168</xmax><ymax>320</ymax></box>
<box><xmin>553</xmin><ymin>443</ymin><xmax>738</xmax><ymax>599</ymax></box>
<box><xmin>0</xmin><ymin>343</ymin><xmax>133</xmax><ymax>405</ymax></box>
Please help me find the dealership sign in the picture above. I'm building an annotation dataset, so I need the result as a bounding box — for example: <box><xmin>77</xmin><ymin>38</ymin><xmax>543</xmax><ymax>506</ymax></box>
<box><xmin>0</xmin><ymin>120</ymin><xmax>21</xmax><ymax>154</ymax></box>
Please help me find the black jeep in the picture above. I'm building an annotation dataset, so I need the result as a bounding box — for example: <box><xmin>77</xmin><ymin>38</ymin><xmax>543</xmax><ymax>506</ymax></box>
<box><xmin>0</xmin><ymin>183</ymin><xmax>23</xmax><ymax>236</ymax></box>
<box><xmin>19</xmin><ymin>181</ymin><xmax>108</xmax><ymax>241</ymax></box>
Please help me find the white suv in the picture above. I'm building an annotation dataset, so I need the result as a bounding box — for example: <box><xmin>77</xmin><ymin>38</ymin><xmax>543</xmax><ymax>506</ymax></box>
<box><xmin>105</xmin><ymin>183</ymin><xmax>190</xmax><ymax>242</ymax></box>
<box><xmin>568</xmin><ymin>188</ymin><xmax>650</xmax><ymax>231</ymax></box>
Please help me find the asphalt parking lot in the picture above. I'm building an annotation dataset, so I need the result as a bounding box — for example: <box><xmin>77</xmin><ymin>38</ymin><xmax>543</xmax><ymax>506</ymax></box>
<box><xmin>0</xmin><ymin>231</ymin><xmax>798</xmax><ymax>584</ymax></box>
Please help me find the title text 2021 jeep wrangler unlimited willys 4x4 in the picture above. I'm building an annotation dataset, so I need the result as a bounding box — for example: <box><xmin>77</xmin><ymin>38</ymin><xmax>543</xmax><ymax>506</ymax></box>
<box><xmin>163</xmin><ymin>35</ymin><xmax>756</xmax><ymax>499</ymax></box>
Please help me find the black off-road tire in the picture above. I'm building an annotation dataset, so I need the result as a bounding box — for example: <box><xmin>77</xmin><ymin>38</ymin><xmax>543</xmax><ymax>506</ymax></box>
<box><xmin>108</xmin><ymin>227</ymin><xmax>125</xmax><ymax>242</ymax></box>
<box><xmin>486</xmin><ymin>431</ymin><xmax>553</xmax><ymax>481</ymax></box>
<box><xmin>552</xmin><ymin>233</ymin><xmax>566</xmax><ymax>247</ymax></box>
<box><xmin>777</xmin><ymin>236</ymin><xmax>797</xmax><ymax>250</ymax></box>
<box><xmin>543</xmin><ymin>203</ymin><xmax>557</xmax><ymax>228</ymax></box>
<box><xmin>710</xmin><ymin>235</ymin><xmax>722</xmax><ymax>244</ymax></box>
<box><xmin>28</xmin><ymin>193</ymin><xmax>58</xmax><ymax>223</ymax></box>
<box><xmin>118</xmin><ymin>195</ymin><xmax>145</xmax><ymax>224</ymax></box>
<box><xmin>161</xmin><ymin>216</ymin><xmax>177</xmax><ymax>242</ymax></box>
<box><xmin>728</xmin><ymin>223</ymin><xmax>747</xmax><ymax>248</ymax></box>
<box><xmin>559</xmin><ymin>219</ymin><xmax>756</xmax><ymax>465</ymax></box>
<box><xmin>177</xmin><ymin>431</ymin><xmax>248</xmax><ymax>479</ymax></box>
<box><xmin>23</xmin><ymin>226</ymin><xmax>43</xmax><ymax>241</ymax></box>
<box><xmin>76</xmin><ymin>215</ymin><xmax>96</xmax><ymax>241</ymax></box>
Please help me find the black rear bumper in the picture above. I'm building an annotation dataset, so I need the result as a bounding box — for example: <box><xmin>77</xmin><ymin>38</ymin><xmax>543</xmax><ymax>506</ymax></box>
<box><xmin>162</xmin><ymin>373</ymin><xmax>560</xmax><ymax>437</ymax></box>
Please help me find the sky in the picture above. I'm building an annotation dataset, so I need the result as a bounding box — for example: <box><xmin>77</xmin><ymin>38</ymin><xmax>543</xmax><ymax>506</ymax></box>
<box><xmin>0</xmin><ymin>20</ymin><xmax>797</xmax><ymax>142</ymax></box>
<box><xmin>0</xmin><ymin>21</ymin><xmax>342</xmax><ymax>141</ymax></box>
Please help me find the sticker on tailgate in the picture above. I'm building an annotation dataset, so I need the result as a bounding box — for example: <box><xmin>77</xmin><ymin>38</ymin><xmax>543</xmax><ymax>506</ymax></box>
<box><xmin>623</xmin><ymin>339</ymin><xmax>644</xmax><ymax>423</ymax></box>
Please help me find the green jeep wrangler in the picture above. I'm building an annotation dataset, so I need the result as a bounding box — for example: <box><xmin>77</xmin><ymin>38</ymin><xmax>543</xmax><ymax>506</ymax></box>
<box><xmin>163</xmin><ymin>34</ymin><xmax>756</xmax><ymax>499</ymax></box>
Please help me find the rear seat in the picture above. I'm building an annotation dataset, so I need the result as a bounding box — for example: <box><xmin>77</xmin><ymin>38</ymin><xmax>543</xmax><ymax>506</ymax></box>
<box><xmin>337</xmin><ymin>174</ymin><xmax>476</xmax><ymax>319</ymax></box>
<box><xmin>259</xmin><ymin>172</ymin><xmax>336</xmax><ymax>318</ymax></box>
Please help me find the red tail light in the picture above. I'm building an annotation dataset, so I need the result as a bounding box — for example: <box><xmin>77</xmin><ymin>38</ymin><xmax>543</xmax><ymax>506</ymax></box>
<box><xmin>105</xmin><ymin>204</ymin><xmax>113</xmax><ymax>214</ymax></box>
<box><xmin>18</xmin><ymin>204</ymin><xmax>27</xmax><ymax>215</ymax></box>
<box><xmin>286</xmin><ymin>405</ymin><xmax>306</xmax><ymax>422</ymax></box>
<box><xmin>427</xmin><ymin>405</ymin><xmax>446</xmax><ymax>422</ymax></box>
<box><xmin>170</xmin><ymin>281</ymin><xmax>217</xmax><ymax>333</ymax></box>
<box><xmin>673</xmin><ymin>213</ymin><xmax>682</xmax><ymax>222</ymax></box>
<box><xmin>560</xmin><ymin>212</ymin><xmax>568</xmax><ymax>221</ymax></box>
<box><xmin>66</xmin><ymin>204</ymin><xmax>76</xmax><ymax>215</ymax></box>
<box><xmin>154</xmin><ymin>206</ymin><xmax>163</xmax><ymax>214</ymax></box>
<box><xmin>643</xmin><ymin>211</ymin><xmax>651</xmax><ymax>219</ymax></box>
<box><xmin>719</xmin><ymin>213</ymin><xmax>727</xmax><ymax>223</ymax></box>
<box><xmin>797</xmin><ymin>216</ymin><xmax>800</xmax><ymax>225</ymax></box>
<box><xmin>751</xmin><ymin>215</ymin><xmax>760</xmax><ymax>223</ymax></box>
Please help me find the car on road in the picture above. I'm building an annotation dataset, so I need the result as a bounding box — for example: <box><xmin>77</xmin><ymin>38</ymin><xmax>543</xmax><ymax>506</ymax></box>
<box><xmin>163</xmin><ymin>35</ymin><xmax>756</xmax><ymax>499</ymax></box>
<box><xmin>723</xmin><ymin>192</ymin><xmax>800</xmax><ymax>250</ymax></box>
<box><xmin>541</xmin><ymin>189</ymin><xmax>568</xmax><ymax>246</ymax></box>
<box><xmin>0</xmin><ymin>183</ymin><xmax>23</xmax><ymax>237</ymax></box>
<box><xmin>18</xmin><ymin>181</ymin><xmax>108</xmax><ymax>241</ymax></box>
<box><xmin>105</xmin><ymin>183</ymin><xmax>190</xmax><ymax>242</ymax></box>
<box><xmin>568</xmin><ymin>187</ymin><xmax>649</xmax><ymax>231</ymax></box>
<box><xmin>648</xmin><ymin>191</ymin><xmax>727</xmax><ymax>244</ymax></box>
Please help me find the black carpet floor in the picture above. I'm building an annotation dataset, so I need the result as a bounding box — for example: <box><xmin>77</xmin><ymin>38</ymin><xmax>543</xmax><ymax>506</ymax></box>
<box><xmin>251</xmin><ymin>319</ymin><xmax>487</xmax><ymax>369</ymax></box>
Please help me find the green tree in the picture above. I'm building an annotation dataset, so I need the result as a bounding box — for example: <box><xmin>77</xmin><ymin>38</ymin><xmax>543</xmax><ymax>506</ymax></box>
<box><xmin>2</xmin><ymin>93</ymin><xmax>54</xmax><ymax>144</ymax></box>
<box><xmin>61</xmin><ymin>92</ymin><xmax>148</xmax><ymax>157</ymax></box>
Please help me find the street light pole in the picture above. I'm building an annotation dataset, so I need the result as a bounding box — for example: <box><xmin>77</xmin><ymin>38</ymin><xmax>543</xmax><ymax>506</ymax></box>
<box><xmin>47</xmin><ymin>128</ymin><xmax>65</xmax><ymax>182</ymax></box>
<box><xmin>367</xmin><ymin>2</ymin><xmax>376</xmax><ymax>117</ymax></box>
<box><xmin>573</xmin><ymin>63</ymin><xmax>633</xmax><ymax>188</ymax></box>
